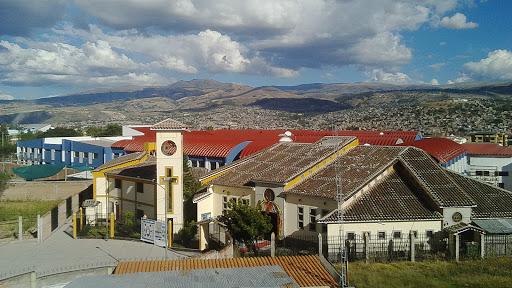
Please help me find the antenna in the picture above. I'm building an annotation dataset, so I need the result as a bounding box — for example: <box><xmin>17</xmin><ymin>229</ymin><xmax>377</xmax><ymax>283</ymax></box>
<box><xmin>334</xmin><ymin>125</ymin><xmax>349</xmax><ymax>287</ymax></box>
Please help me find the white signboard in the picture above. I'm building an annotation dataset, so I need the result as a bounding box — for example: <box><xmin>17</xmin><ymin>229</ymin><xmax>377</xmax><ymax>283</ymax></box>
<box><xmin>154</xmin><ymin>221</ymin><xmax>167</xmax><ymax>247</ymax></box>
<box><xmin>141</xmin><ymin>218</ymin><xmax>156</xmax><ymax>243</ymax></box>
<box><xmin>141</xmin><ymin>218</ymin><xmax>167</xmax><ymax>247</ymax></box>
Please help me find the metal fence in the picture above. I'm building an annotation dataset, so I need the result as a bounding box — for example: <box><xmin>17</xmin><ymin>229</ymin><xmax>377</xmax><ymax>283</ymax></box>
<box><xmin>251</xmin><ymin>232</ymin><xmax>453</xmax><ymax>263</ymax></box>
<box><xmin>0</xmin><ymin>217</ymin><xmax>38</xmax><ymax>240</ymax></box>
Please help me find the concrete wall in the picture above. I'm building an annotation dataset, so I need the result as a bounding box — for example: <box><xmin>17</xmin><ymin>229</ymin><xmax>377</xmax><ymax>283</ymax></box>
<box><xmin>0</xmin><ymin>181</ymin><xmax>92</xmax><ymax>201</ymax></box>
<box><xmin>0</xmin><ymin>267</ymin><xmax>114</xmax><ymax>288</ymax></box>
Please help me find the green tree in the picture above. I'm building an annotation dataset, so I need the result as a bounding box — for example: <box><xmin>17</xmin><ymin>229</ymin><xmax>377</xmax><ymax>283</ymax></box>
<box><xmin>40</xmin><ymin>127</ymin><xmax>80</xmax><ymax>138</ymax></box>
<box><xmin>223</xmin><ymin>198</ymin><xmax>272</xmax><ymax>254</ymax></box>
<box><xmin>100</xmin><ymin>124</ymin><xmax>122</xmax><ymax>136</ymax></box>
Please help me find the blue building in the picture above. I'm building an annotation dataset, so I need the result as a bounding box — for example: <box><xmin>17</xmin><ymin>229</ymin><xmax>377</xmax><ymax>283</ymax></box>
<box><xmin>17</xmin><ymin>136</ymin><xmax>131</xmax><ymax>168</ymax></box>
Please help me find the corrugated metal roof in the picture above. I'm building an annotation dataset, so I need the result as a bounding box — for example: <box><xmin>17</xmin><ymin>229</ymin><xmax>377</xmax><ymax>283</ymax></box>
<box><xmin>462</xmin><ymin>143</ymin><xmax>512</xmax><ymax>156</ymax></box>
<box><xmin>399</xmin><ymin>138</ymin><xmax>466</xmax><ymax>164</ymax></box>
<box><xmin>66</xmin><ymin>265</ymin><xmax>299</xmax><ymax>288</ymax></box>
<box><xmin>473</xmin><ymin>219</ymin><xmax>512</xmax><ymax>234</ymax></box>
<box><xmin>114</xmin><ymin>255</ymin><xmax>338</xmax><ymax>288</ymax></box>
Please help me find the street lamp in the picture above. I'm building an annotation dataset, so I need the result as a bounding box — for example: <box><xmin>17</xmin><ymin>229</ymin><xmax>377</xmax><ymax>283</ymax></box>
<box><xmin>154</xmin><ymin>177</ymin><xmax>172</xmax><ymax>260</ymax></box>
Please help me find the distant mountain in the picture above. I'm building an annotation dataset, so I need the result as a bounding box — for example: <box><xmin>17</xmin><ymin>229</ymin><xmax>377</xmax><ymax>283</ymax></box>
<box><xmin>1</xmin><ymin>79</ymin><xmax>512</xmax><ymax>127</ymax></box>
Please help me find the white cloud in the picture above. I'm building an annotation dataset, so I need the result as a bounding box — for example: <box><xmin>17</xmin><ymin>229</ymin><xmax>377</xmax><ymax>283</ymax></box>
<box><xmin>447</xmin><ymin>73</ymin><xmax>471</xmax><ymax>84</ymax></box>
<box><xmin>430</xmin><ymin>78</ymin><xmax>440</xmax><ymax>85</ymax></box>
<box><xmin>348</xmin><ymin>32</ymin><xmax>412</xmax><ymax>65</ymax></box>
<box><xmin>464</xmin><ymin>50</ymin><xmax>512</xmax><ymax>81</ymax></box>
<box><xmin>439</xmin><ymin>13</ymin><xmax>478</xmax><ymax>29</ymax></box>
<box><xmin>0</xmin><ymin>39</ymin><xmax>166</xmax><ymax>87</ymax></box>
<box><xmin>364</xmin><ymin>69</ymin><xmax>413</xmax><ymax>85</ymax></box>
<box><xmin>0</xmin><ymin>94</ymin><xmax>14</xmax><ymax>100</ymax></box>
<box><xmin>428</xmin><ymin>63</ymin><xmax>446</xmax><ymax>71</ymax></box>
<box><xmin>321</xmin><ymin>73</ymin><xmax>334</xmax><ymax>79</ymax></box>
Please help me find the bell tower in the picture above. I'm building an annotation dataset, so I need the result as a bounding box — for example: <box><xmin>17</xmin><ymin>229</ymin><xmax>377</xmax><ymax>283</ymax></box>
<box><xmin>151</xmin><ymin>118</ymin><xmax>189</xmax><ymax>232</ymax></box>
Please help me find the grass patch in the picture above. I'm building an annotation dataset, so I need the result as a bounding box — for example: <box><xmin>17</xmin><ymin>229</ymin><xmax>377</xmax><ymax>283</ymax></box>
<box><xmin>344</xmin><ymin>258</ymin><xmax>512</xmax><ymax>288</ymax></box>
<box><xmin>0</xmin><ymin>200</ymin><xmax>62</xmax><ymax>237</ymax></box>
<box><xmin>0</xmin><ymin>200</ymin><xmax>62</xmax><ymax>221</ymax></box>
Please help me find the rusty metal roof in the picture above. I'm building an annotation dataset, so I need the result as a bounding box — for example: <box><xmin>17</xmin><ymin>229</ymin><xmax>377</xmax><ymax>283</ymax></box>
<box><xmin>114</xmin><ymin>255</ymin><xmax>339</xmax><ymax>288</ymax></box>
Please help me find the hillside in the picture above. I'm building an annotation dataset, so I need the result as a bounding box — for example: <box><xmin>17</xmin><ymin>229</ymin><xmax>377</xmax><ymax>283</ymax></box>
<box><xmin>0</xmin><ymin>80</ymin><xmax>511</xmax><ymax>136</ymax></box>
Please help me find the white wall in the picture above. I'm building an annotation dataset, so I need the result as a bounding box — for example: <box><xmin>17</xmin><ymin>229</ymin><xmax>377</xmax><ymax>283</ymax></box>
<box><xmin>327</xmin><ymin>220</ymin><xmax>442</xmax><ymax>240</ymax></box>
<box><xmin>468</xmin><ymin>155</ymin><xmax>512</xmax><ymax>191</ymax></box>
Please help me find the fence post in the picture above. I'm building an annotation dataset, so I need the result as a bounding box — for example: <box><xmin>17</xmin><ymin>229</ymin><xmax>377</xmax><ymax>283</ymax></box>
<box><xmin>18</xmin><ymin>216</ymin><xmax>22</xmax><ymax>241</ymax></box>
<box><xmin>37</xmin><ymin>214</ymin><xmax>41</xmax><ymax>242</ymax></box>
<box><xmin>480</xmin><ymin>234</ymin><xmax>485</xmax><ymax>259</ymax></box>
<box><xmin>455</xmin><ymin>234</ymin><xmax>460</xmax><ymax>262</ymax></box>
<box><xmin>410</xmin><ymin>231</ymin><xmax>415</xmax><ymax>262</ymax></box>
<box><xmin>110</xmin><ymin>212</ymin><xmax>115</xmax><ymax>238</ymax></box>
<box><xmin>318</xmin><ymin>233</ymin><xmax>322</xmax><ymax>257</ymax></box>
<box><xmin>79</xmin><ymin>207</ymin><xmax>83</xmax><ymax>231</ymax></box>
<box><xmin>271</xmin><ymin>232</ymin><xmax>275</xmax><ymax>257</ymax></box>
<box><xmin>364</xmin><ymin>232</ymin><xmax>369</xmax><ymax>264</ymax></box>
<box><xmin>73</xmin><ymin>212</ymin><xmax>77</xmax><ymax>239</ymax></box>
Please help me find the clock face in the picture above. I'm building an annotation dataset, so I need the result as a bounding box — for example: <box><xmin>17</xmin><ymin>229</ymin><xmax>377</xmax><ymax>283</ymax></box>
<box><xmin>452</xmin><ymin>212</ymin><xmax>463</xmax><ymax>222</ymax></box>
<box><xmin>161</xmin><ymin>140</ymin><xmax>177</xmax><ymax>156</ymax></box>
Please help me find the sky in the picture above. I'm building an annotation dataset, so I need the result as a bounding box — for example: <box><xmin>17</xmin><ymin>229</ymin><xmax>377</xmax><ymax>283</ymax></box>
<box><xmin>0</xmin><ymin>0</ymin><xmax>511</xmax><ymax>100</ymax></box>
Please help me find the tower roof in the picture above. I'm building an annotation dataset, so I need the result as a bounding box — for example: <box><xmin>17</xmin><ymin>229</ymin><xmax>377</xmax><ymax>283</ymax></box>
<box><xmin>151</xmin><ymin>118</ymin><xmax>189</xmax><ymax>130</ymax></box>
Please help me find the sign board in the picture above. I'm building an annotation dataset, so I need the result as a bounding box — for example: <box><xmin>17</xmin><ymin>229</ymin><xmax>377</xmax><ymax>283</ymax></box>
<box><xmin>141</xmin><ymin>218</ymin><xmax>156</xmax><ymax>243</ymax></box>
<box><xmin>141</xmin><ymin>218</ymin><xmax>167</xmax><ymax>247</ymax></box>
<box><xmin>154</xmin><ymin>221</ymin><xmax>167</xmax><ymax>247</ymax></box>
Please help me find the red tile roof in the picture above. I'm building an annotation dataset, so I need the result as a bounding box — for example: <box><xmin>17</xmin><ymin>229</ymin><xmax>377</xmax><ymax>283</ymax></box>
<box><xmin>399</xmin><ymin>138</ymin><xmax>466</xmax><ymax>164</ymax></box>
<box><xmin>111</xmin><ymin>128</ymin><xmax>421</xmax><ymax>157</ymax></box>
<box><xmin>461</xmin><ymin>143</ymin><xmax>512</xmax><ymax>156</ymax></box>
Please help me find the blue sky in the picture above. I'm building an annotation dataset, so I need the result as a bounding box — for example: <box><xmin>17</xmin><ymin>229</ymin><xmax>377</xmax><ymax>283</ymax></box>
<box><xmin>0</xmin><ymin>0</ymin><xmax>511</xmax><ymax>100</ymax></box>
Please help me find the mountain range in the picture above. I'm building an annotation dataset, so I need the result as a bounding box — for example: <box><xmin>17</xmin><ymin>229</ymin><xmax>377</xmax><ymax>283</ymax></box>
<box><xmin>1</xmin><ymin>79</ymin><xmax>511</xmax><ymax>127</ymax></box>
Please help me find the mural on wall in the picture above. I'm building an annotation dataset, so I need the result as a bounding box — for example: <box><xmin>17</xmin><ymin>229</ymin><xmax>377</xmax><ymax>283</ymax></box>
<box><xmin>260</xmin><ymin>188</ymin><xmax>282</xmax><ymax>237</ymax></box>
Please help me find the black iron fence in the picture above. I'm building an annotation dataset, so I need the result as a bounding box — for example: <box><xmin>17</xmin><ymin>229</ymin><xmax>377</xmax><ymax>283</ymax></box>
<box><xmin>251</xmin><ymin>232</ymin><xmax>456</xmax><ymax>263</ymax></box>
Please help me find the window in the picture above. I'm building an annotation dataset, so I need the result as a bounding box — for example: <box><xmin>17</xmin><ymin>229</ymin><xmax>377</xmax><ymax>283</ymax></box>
<box><xmin>223</xmin><ymin>196</ymin><xmax>228</xmax><ymax>212</ymax></box>
<box><xmin>497</xmin><ymin>171</ymin><xmax>509</xmax><ymax>176</ymax></box>
<box><xmin>136</xmin><ymin>209</ymin><xmax>144</xmax><ymax>220</ymax></box>
<box><xmin>298</xmin><ymin>206</ymin><xmax>304</xmax><ymax>229</ymax></box>
<box><xmin>378</xmin><ymin>231</ymin><xmax>386</xmax><ymax>240</ymax></box>
<box><xmin>136</xmin><ymin>182</ymin><xmax>144</xmax><ymax>193</ymax></box>
<box><xmin>347</xmin><ymin>232</ymin><xmax>355</xmax><ymax>240</ymax></box>
<box><xmin>114</xmin><ymin>179</ymin><xmax>121</xmax><ymax>189</ymax></box>
<box><xmin>483</xmin><ymin>171</ymin><xmax>490</xmax><ymax>176</ymax></box>
<box><xmin>83</xmin><ymin>152</ymin><xmax>88</xmax><ymax>159</ymax></box>
<box><xmin>74</xmin><ymin>151</ymin><xmax>79</xmax><ymax>158</ymax></box>
<box><xmin>242</xmin><ymin>198</ymin><xmax>249</xmax><ymax>205</ymax></box>
<box><xmin>93</xmin><ymin>153</ymin><xmax>98</xmax><ymax>159</ymax></box>
<box><xmin>426</xmin><ymin>230</ymin><xmax>434</xmax><ymax>238</ymax></box>
<box><xmin>411</xmin><ymin>230</ymin><xmax>418</xmax><ymax>238</ymax></box>
<box><xmin>309</xmin><ymin>208</ymin><xmax>317</xmax><ymax>232</ymax></box>
<box><xmin>393</xmin><ymin>231</ymin><xmax>401</xmax><ymax>239</ymax></box>
<box><xmin>498</xmin><ymin>183</ymin><xmax>505</xmax><ymax>188</ymax></box>
<box><xmin>210</xmin><ymin>162</ymin><xmax>218</xmax><ymax>170</ymax></box>
<box><xmin>199</xmin><ymin>161</ymin><xmax>205</xmax><ymax>168</ymax></box>
<box><xmin>321</xmin><ymin>209</ymin><xmax>329</xmax><ymax>233</ymax></box>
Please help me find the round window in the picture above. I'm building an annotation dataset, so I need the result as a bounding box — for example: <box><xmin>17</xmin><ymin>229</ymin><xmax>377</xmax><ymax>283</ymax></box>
<box><xmin>264</xmin><ymin>188</ymin><xmax>275</xmax><ymax>201</ymax></box>
<box><xmin>161</xmin><ymin>140</ymin><xmax>177</xmax><ymax>156</ymax></box>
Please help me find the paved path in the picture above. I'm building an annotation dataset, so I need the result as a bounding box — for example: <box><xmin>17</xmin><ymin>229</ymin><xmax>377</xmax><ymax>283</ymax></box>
<box><xmin>0</xmin><ymin>219</ymin><xmax>198</xmax><ymax>279</ymax></box>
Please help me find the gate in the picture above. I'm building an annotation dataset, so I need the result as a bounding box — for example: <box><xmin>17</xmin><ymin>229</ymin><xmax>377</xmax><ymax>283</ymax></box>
<box><xmin>51</xmin><ymin>207</ymin><xmax>59</xmax><ymax>231</ymax></box>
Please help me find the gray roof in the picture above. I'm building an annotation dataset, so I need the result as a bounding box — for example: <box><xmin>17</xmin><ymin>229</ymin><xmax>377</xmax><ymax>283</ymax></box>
<box><xmin>473</xmin><ymin>219</ymin><xmax>512</xmax><ymax>234</ymax></box>
<box><xmin>64</xmin><ymin>265</ymin><xmax>298</xmax><ymax>288</ymax></box>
